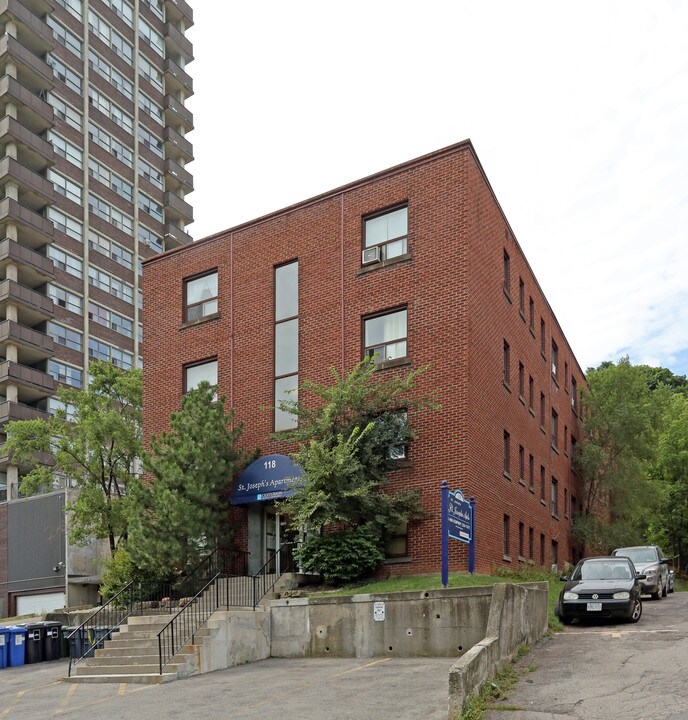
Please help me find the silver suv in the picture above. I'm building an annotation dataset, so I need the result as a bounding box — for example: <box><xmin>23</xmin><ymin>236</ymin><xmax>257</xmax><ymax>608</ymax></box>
<box><xmin>612</xmin><ymin>545</ymin><xmax>670</xmax><ymax>600</ymax></box>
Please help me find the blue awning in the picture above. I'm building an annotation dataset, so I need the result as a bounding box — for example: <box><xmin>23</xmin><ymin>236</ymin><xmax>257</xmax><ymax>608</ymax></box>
<box><xmin>230</xmin><ymin>454</ymin><xmax>304</xmax><ymax>505</ymax></box>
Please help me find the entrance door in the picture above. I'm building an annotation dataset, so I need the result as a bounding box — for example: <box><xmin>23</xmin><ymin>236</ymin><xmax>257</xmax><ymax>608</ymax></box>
<box><xmin>264</xmin><ymin>507</ymin><xmax>291</xmax><ymax>574</ymax></box>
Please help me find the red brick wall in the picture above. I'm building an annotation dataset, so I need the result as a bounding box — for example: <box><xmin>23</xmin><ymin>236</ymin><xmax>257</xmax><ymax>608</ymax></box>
<box><xmin>143</xmin><ymin>142</ymin><xmax>585</xmax><ymax>576</ymax></box>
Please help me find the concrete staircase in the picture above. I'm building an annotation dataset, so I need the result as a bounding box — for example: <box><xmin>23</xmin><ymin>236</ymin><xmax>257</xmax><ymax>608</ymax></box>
<box><xmin>66</xmin><ymin>574</ymin><xmax>282</xmax><ymax>684</ymax></box>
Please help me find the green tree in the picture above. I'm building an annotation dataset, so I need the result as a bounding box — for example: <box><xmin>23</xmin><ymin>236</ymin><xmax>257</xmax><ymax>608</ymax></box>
<box><xmin>275</xmin><ymin>357</ymin><xmax>437</xmax><ymax>583</ymax></box>
<box><xmin>574</xmin><ymin>357</ymin><xmax>670</xmax><ymax>552</ymax></box>
<box><xmin>4</xmin><ymin>362</ymin><xmax>142</xmax><ymax>556</ymax></box>
<box><xmin>129</xmin><ymin>382</ymin><xmax>250</xmax><ymax>576</ymax></box>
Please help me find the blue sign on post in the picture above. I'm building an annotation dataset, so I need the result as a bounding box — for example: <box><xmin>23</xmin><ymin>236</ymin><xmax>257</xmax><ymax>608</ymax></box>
<box><xmin>441</xmin><ymin>482</ymin><xmax>476</xmax><ymax>587</ymax></box>
<box><xmin>230</xmin><ymin>454</ymin><xmax>304</xmax><ymax>505</ymax></box>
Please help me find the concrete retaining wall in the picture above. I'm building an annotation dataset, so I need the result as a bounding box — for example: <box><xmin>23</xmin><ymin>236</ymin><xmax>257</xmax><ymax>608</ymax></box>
<box><xmin>270</xmin><ymin>586</ymin><xmax>494</xmax><ymax>658</ymax></box>
<box><xmin>447</xmin><ymin>582</ymin><xmax>549</xmax><ymax>717</ymax></box>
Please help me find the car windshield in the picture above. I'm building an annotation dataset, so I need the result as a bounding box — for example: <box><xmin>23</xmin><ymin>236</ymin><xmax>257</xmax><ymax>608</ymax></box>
<box><xmin>574</xmin><ymin>561</ymin><xmax>632</xmax><ymax>581</ymax></box>
<box><xmin>616</xmin><ymin>548</ymin><xmax>657</xmax><ymax>564</ymax></box>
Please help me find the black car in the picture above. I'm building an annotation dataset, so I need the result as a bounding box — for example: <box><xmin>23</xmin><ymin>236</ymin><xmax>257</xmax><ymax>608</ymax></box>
<box><xmin>555</xmin><ymin>556</ymin><xmax>645</xmax><ymax>625</ymax></box>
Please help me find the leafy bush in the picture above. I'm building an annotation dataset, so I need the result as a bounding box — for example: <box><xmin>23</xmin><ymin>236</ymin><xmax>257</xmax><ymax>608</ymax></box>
<box><xmin>295</xmin><ymin>527</ymin><xmax>386</xmax><ymax>584</ymax></box>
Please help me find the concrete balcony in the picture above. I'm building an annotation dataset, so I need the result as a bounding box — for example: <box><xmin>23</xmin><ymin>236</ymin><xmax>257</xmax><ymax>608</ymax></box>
<box><xmin>0</xmin><ymin>115</ymin><xmax>55</xmax><ymax>172</ymax></box>
<box><xmin>0</xmin><ymin>319</ymin><xmax>54</xmax><ymax>364</ymax></box>
<box><xmin>163</xmin><ymin>190</ymin><xmax>192</xmax><ymax>225</ymax></box>
<box><xmin>0</xmin><ymin>0</ymin><xmax>55</xmax><ymax>56</ymax></box>
<box><xmin>0</xmin><ymin>359</ymin><xmax>56</xmax><ymax>402</ymax></box>
<box><xmin>0</xmin><ymin>34</ymin><xmax>54</xmax><ymax>92</ymax></box>
<box><xmin>164</xmin><ymin>0</ymin><xmax>193</xmax><ymax>28</ymax></box>
<box><xmin>163</xmin><ymin>126</ymin><xmax>193</xmax><ymax>164</ymax></box>
<box><xmin>163</xmin><ymin>93</ymin><xmax>193</xmax><ymax>132</ymax></box>
<box><xmin>0</xmin><ymin>278</ymin><xmax>53</xmax><ymax>325</ymax></box>
<box><xmin>163</xmin><ymin>57</ymin><xmax>193</xmax><ymax>97</ymax></box>
<box><xmin>0</xmin><ymin>156</ymin><xmax>54</xmax><ymax>210</ymax></box>
<box><xmin>164</xmin><ymin>22</ymin><xmax>193</xmax><ymax>63</ymax></box>
<box><xmin>0</xmin><ymin>398</ymin><xmax>49</xmax><ymax>424</ymax></box>
<box><xmin>0</xmin><ymin>197</ymin><xmax>54</xmax><ymax>249</ymax></box>
<box><xmin>163</xmin><ymin>222</ymin><xmax>192</xmax><ymax>249</ymax></box>
<box><xmin>0</xmin><ymin>74</ymin><xmax>54</xmax><ymax>133</ymax></box>
<box><xmin>164</xmin><ymin>157</ymin><xmax>193</xmax><ymax>194</ymax></box>
<box><xmin>0</xmin><ymin>237</ymin><xmax>53</xmax><ymax>286</ymax></box>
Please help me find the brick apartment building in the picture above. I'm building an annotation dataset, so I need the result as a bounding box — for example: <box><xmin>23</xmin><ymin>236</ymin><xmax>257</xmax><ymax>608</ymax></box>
<box><xmin>143</xmin><ymin>141</ymin><xmax>585</xmax><ymax>578</ymax></box>
<box><xmin>0</xmin><ymin>0</ymin><xmax>193</xmax><ymax>617</ymax></box>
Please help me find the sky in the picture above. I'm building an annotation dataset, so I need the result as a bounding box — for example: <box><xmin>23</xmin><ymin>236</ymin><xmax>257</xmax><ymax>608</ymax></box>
<box><xmin>185</xmin><ymin>1</ymin><xmax>688</xmax><ymax>377</ymax></box>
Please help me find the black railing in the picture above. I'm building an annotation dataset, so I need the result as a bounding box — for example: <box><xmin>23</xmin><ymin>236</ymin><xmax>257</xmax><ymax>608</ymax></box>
<box><xmin>66</xmin><ymin>548</ymin><xmax>248</xmax><ymax>676</ymax></box>
<box><xmin>155</xmin><ymin>542</ymin><xmax>298</xmax><ymax>674</ymax></box>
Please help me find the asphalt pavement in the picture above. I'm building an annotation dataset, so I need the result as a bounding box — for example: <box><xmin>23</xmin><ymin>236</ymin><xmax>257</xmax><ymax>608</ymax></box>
<box><xmin>485</xmin><ymin>590</ymin><xmax>688</xmax><ymax>720</ymax></box>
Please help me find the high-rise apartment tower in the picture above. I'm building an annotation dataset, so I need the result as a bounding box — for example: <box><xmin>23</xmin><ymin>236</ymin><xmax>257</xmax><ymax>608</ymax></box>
<box><xmin>0</xmin><ymin>0</ymin><xmax>194</xmax><ymax>616</ymax></box>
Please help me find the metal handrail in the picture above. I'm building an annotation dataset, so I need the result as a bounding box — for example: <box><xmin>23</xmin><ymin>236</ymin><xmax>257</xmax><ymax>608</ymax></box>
<box><xmin>252</xmin><ymin>542</ymin><xmax>298</xmax><ymax>608</ymax></box>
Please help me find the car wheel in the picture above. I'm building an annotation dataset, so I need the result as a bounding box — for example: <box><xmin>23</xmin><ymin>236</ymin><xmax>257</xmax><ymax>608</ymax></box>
<box><xmin>662</xmin><ymin>579</ymin><xmax>668</xmax><ymax>597</ymax></box>
<box><xmin>651</xmin><ymin>580</ymin><xmax>662</xmax><ymax>600</ymax></box>
<box><xmin>629</xmin><ymin>598</ymin><xmax>642</xmax><ymax>623</ymax></box>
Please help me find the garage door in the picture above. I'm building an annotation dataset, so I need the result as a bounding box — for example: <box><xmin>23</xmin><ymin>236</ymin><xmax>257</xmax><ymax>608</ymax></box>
<box><xmin>16</xmin><ymin>592</ymin><xmax>65</xmax><ymax>616</ymax></box>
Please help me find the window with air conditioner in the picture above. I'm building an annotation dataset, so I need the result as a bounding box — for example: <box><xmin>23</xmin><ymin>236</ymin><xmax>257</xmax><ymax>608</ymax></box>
<box><xmin>363</xmin><ymin>206</ymin><xmax>408</xmax><ymax>264</ymax></box>
<box><xmin>363</xmin><ymin>308</ymin><xmax>407</xmax><ymax>364</ymax></box>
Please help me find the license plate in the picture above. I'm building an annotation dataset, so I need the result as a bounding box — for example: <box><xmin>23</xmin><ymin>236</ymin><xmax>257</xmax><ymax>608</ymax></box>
<box><xmin>586</xmin><ymin>602</ymin><xmax>602</xmax><ymax>611</ymax></box>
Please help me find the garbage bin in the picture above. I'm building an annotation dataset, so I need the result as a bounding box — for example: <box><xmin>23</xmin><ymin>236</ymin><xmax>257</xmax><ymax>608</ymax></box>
<box><xmin>65</xmin><ymin>627</ymin><xmax>84</xmax><ymax>660</ymax></box>
<box><xmin>6</xmin><ymin>626</ymin><xmax>26</xmax><ymax>667</ymax></box>
<box><xmin>41</xmin><ymin>622</ymin><xmax>62</xmax><ymax>662</ymax></box>
<box><xmin>83</xmin><ymin>627</ymin><xmax>110</xmax><ymax>656</ymax></box>
<box><xmin>60</xmin><ymin>626</ymin><xmax>73</xmax><ymax>659</ymax></box>
<box><xmin>0</xmin><ymin>627</ymin><xmax>9</xmax><ymax>670</ymax></box>
<box><xmin>21</xmin><ymin>623</ymin><xmax>44</xmax><ymax>664</ymax></box>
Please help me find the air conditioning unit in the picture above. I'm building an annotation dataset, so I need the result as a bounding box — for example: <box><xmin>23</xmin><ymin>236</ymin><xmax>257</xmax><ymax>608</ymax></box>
<box><xmin>362</xmin><ymin>246</ymin><xmax>382</xmax><ymax>265</ymax></box>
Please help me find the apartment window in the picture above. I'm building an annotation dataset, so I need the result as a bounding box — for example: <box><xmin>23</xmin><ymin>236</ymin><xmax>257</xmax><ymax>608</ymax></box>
<box><xmin>48</xmin><ymin>16</ymin><xmax>82</xmax><ymax>57</ymax></box>
<box><xmin>503</xmin><ymin>515</ymin><xmax>510</xmax><ymax>558</ymax></box>
<box><xmin>49</xmin><ymin>55</ymin><xmax>82</xmax><ymax>94</ymax></box>
<box><xmin>529</xmin><ymin>297</ymin><xmax>534</xmax><ymax>333</ymax></box>
<box><xmin>564</xmin><ymin>361</ymin><xmax>569</xmax><ymax>391</ymax></box>
<box><xmin>48</xmin><ymin>246</ymin><xmax>82</xmax><ymax>278</ymax></box>
<box><xmin>47</xmin><ymin>132</ymin><xmax>82</xmax><ymax>167</ymax></box>
<box><xmin>88</xmin><ymin>88</ymin><xmax>133</xmax><ymax>134</ymax></box>
<box><xmin>139</xmin><ymin>53</ymin><xmax>163</xmax><ymax>92</ymax></box>
<box><xmin>184</xmin><ymin>272</ymin><xmax>218</xmax><ymax>322</ymax></box>
<box><xmin>48</xmin><ymin>360</ymin><xmax>83</xmax><ymax>388</ymax></box>
<box><xmin>540</xmin><ymin>464</ymin><xmax>546</xmax><ymax>502</ymax></box>
<box><xmin>540</xmin><ymin>533</ymin><xmax>545</xmax><ymax>565</ymax></box>
<box><xmin>47</xmin><ymin>208</ymin><xmax>82</xmax><ymax>242</ymax></box>
<box><xmin>528</xmin><ymin>527</ymin><xmax>534</xmax><ymax>560</ymax></box>
<box><xmin>89</xmin><ymin>230</ymin><xmax>133</xmax><ymax>270</ymax></box>
<box><xmin>142</xmin><ymin>0</ymin><xmax>164</xmax><ymax>20</ymax></box>
<box><xmin>88</xmin><ymin>10</ymin><xmax>133</xmax><ymax>62</ymax></box>
<box><xmin>48</xmin><ymin>169</ymin><xmax>81</xmax><ymax>204</ymax></box>
<box><xmin>518</xmin><ymin>362</ymin><xmax>524</xmax><ymax>399</ymax></box>
<box><xmin>55</xmin><ymin>0</ymin><xmax>82</xmax><ymax>20</ymax></box>
<box><xmin>528</xmin><ymin>376</ymin><xmax>534</xmax><ymax>412</ymax></box>
<box><xmin>571</xmin><ymin>377</ymin><xmax>578</xmax><ymax>412</ymax></box>
<box><xmin>540</xmin><ymin>318</ymin><xmax>546</xmax><ymax>355</ymax></box>
<box><xmin>139</xmin><ymin>125</ymin><xmax>164</xmax><ymax>158</ymax></box>
<box><xmin>49</xmin><ymin>398</ymin><xmax>77</xmax><ymax>421</ymax></box>
<box><xmin>138</xmin><ymin>93</ymin><xmax>164</xmax><ymax>125</ymax></box>
<box><xmin>0</xmin><ymin>473</ymin><xmax>6</xmax><ymax>503</ymax></box>
<box><xmin>502</xmin><ymin>340</ymin><xmax>510</xmax><ymax>387</ymax></box>
<box><xmin>518</xmin><ymin>522</ymin><xmax>525</xmax><ymax>559</ymax></box>
<box><xmin>89</xmin><ymin>267</ymin><xmax>134</xmax><ymax>304</ymax></box>
<box><xmin>564</xmin><ymin>488</ymin><xmax>569</xmax><ymax>518</ymax></box>
<box><xmin>551</xmin><ymin>340</ymin><xmax>559</xmax><ymax>380</ymax></box>
<box><xmin>503</xmin><ymin>430</ymin><xmax>511</xmax><ymax>477</ymax></box>
<box><xmin>47</xmin><ymin>93</ymin><xmax>82</xmax><ymax>131</ymax></box>
<box><xmin>275</xmin><ymin>261</ymin><xmax>299</xmax><ymax>431</ymax></box>
<box><xmin>551</xmin><ymin>478</ymin><xmax>559</xmax><ymax>517</ymax></box>
<box><xmin>528</xmin><ymin>453</ymin><xmax>534</xmax><ymax>492</ymax></box>
<box><xmin>48</xmin><ymin>284</ymin><xmax>82</xmax><ymax>315</ymax></box>
<box><xmin>88</xmin><ymin>338</ymin><xmax>132</xmax><ymax>369</ymax></box>
<box><xmin>103</xmin><ymin>0</ymin><xmax>134</xmax><ymax>27</ymax></box>
<box><xmin>139</xmin><ymin>225</ymin><xmax>163</xmax><ymax>253</ymax></box>
<box><xmin>539</xmin><ymin>392</ymin><xmax>545</xmax><ymax>429</ymax></box>
<box><xmin>89</xmin><ymin>159</ymin><xmax>134</xmax><ymax>202</ymax></box>
<box><xmin>384</xmin><ymin>410</ymin><xmax>409</xmax><ymax>460</ymax></box>
<box><xmin>139</xmin><ymin>18</ymin><xmax>164</xmax><ymax>55</ymax></box>
<box><xmin>138</xmin><ymin>192</ymin><xmax>164</xmax><ymax>222</ymax></box>
<box><xmin>564</xmin><ymin>425</ymin><xmax>569</xmax><ymax>456</ymax></box>
<box><xmin>518</xmin><ymin>445</ymin><xmax>525</xmax><ymax>484</ymax></box>
<box><xmin>184</xmin><ymin>359</ymin><xmax>218</xmax><ymax>393</ymax></box>
<box><xmin>139</xmin><ymin>157</ymin><xmax>164</xmax><ymax>189</ymax></box>
<box><xmin>48</xmin><ymin>322</ymin><xmax>82</xmax><ymax>351</ymax></box>
<box><xmin>551</xmin><ymin>540</ymin><xmax>559</xmax><ymax>569</ymax></box>
<box><xmin>88</xmin><ymin>194</ymin><xmax>134</xmax><ymax>233</ymax></box>
<box><xmin>364</xmin><ymin>308</ymin><xmax>407</xmax><ymax>364</ymax></box>
<box><xmin>551</xmin><ymin>409</ymin><xmax>558</xmax><ymax>450</ymax></box>
<box><xmin>364</xmin><ymin>206</ymin><xmax>407</xmax><ymax>261</ymax></box>
<box><xmin>89</xmin><ymin>302</ymin><xmax>134</xmax><ymax>338</ymax></box>
<box><xmin>518</xmin><ymin>278</ymin><xmax>525</xmax><ymax>315</ymax></box>
<box><xmin>386</xmin><ymin>521</ymin><xmax>408</xmax><ymax>558</ymax></box>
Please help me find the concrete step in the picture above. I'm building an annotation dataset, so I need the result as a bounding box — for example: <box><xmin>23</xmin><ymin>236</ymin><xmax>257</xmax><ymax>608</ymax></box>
<box><xmin>67</xmin><ymin>673</ymin><xmax>178</xmax><ymax>684</ymax></box>
<box><xmin>96</xmin><ymin>644</ymin><xmax>194</xmax><ymax>658</ymax></box>
<box><xmin>82</xmin><ymin>653</ymin><xmax>194</xmax><ymax>666</ymax></box>
<box><xmin>74</xmin><ymin>663</ymin><xmax>176</xmax><ymax>676</ymax></box>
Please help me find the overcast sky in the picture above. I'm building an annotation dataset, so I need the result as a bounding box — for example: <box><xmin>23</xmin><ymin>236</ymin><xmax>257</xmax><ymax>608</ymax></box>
<box><xmin>185</xmin><ymin>1</ymin><xmax>688</xmax><ymax>377</ymax></box>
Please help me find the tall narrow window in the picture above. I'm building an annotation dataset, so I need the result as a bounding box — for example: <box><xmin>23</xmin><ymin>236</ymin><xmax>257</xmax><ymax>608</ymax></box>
<box><xmin>551</xmin><ymin>540</ymin><xmax>559</xmax><ymax>568</ymax></box>
<box><xmin>503</xmin><ymin>430</ymin><xmax>511</xmax><ymax>477</ymax></box>
<box><xmin>503</xmin><ymin>515</ymin><xmax>511</xmax><ymax>558</ymax></box>
<box><xmin>551</xmin><ymin>477</ymin><xmax>559</xmax><ymax>517</ymax></box>
<box><xmin>274</xmin><ymin>261</ymin><xmax>298</xmax><ymax>431</ymax></box>
<box><xmin>564</xmin><ymin>488</ymin><xmax>569</xmax><ymax>517</ymax></box>
<box><xmin>551</xmin><ymin>340</ymin><xmax>559</xmax><ymax>379</ymax></box>
<box><xmin>540</xmin><ymin>533</ymin><xmax>546</xmax><ymax>565</ymax></box>
<box><xmin>528</xmin><ymin>527</ymin><xmax>534</xmax><ymax>560</ymax></box>
<box><xmin>503</xmin><ymin>340</ymin><xmax>511</xmax><ymax>387</ymax></box>
<box><xmin>551</xmin><ymin>409</ymin><xmax>558</xmax><ymax>449</ymax></box>
<box><xmin>518</xmin><ymin>522</ymin><xmax>525</xmax><ymax>558</ymax></box>
<box><xmin>540</xmin><ymin>464</ymin><xmax>546</xmax><ymax>501</ymax></box>
<box><xmin>518</xmin><ymin>445</ymin><xmax>525</xmax><ymax>484</ymax></box>
<box><xmin>529</xmin><ymin>297</ymin><xmax>534</xmax><ymax>333</ymax></box>
<box><xmin>518</xmin><ymin>278</ymin><xmax>525</xmax><ymax>315</ymax></box>
<box><xmin>363</xmin><ymin>206</ymin><xmax>408</xmax><ymax>262</ymax></box>
<box><xmin>528</xmin><ymin>453</ymin><xmax>534</xmax><ymax>492</ymax></box>
<box><xmin>540</xmin><ymin>318</ymin><xmax>546</xmax><ymax>355</ymax></box>
<box><xmin>364</xmin><ymin>308</ymin><xmax>407</xmax><ymax>363</ymax></box>
<box><xmin>540</xmin><ymin>392</ymin><xmax>546</xmax><ymax>429</ymax></box>
<box><xmin>528</xmin><ymin>376</ymin><xmax>534</xmax><ymax>412</ymax></box>
<box><xmin>564</xmin><ymin>361</ymin><xmax>569</xmax><ymax>391</ymax></box>
<box><xmin>503</xmin><ymin>249</ymin><xmax>511</xmax><ymax>295</ymax></box>
<box><xmin>571</xmin><ymin>377</ymin><xmax>578</xmax><ymax>412</ymax></box>
<box><xmin>518</xmin><ymin>362</ymin><xmax>525</xmax><ymax>399</ymax></box>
